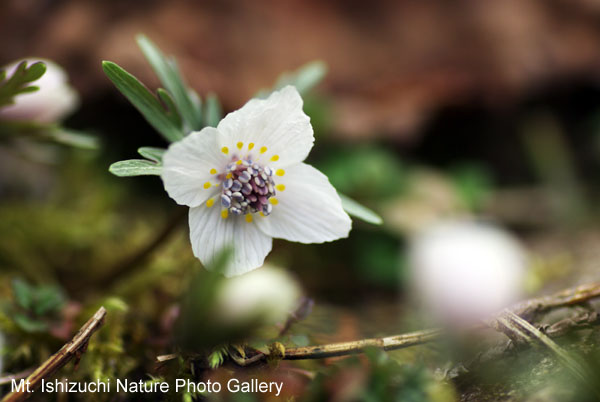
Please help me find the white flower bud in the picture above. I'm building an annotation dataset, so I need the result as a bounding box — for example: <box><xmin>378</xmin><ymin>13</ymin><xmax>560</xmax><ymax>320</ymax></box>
<box><xmin>409</xmin><ymin>220</ymin><xmax>526</xmax><ymax>326</ymax></box>
<box><xmin>0</xmin><ymin>58</ymin><xmax>79</xmax><ymax>123</ymax></box>
<box><xmin>214</xmin><ymin>265</ymin><xmax>301</xmax><ymax>326</ymax></box>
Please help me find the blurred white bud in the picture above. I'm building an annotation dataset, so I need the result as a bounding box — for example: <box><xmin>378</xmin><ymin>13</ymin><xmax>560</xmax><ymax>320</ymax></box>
<box><xmin>0</xmin><ymin>58</ymin><xmax>79</xmax><ymax>123</ymax></box>
<box><xmin>409</xmin><ymin>220</ymin><xmax>526</xmax><ymax>326</ymax></box>
<box><xmin>215</xmin><ymin>265</ymin><xmax>301</xmax><ymax>326</ymax></box>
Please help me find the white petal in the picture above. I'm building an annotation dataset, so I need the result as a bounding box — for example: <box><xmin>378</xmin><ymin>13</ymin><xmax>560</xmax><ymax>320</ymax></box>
<box><xmin>189</xmin><ymin>205</ymin><xmax>273</xmax><ymax>276</ymax></box>
<box><xmin>161</xmin><ymin>127</ymin><xmax>226</xmax><ymax>207</ymax></box>
<box><xmin>255</xmin><ymin>163</ymin><xmax>352</xmax><ymax>243</ymax></box>
<box><xmin>217</xmin><ymin>86</ymin><xmax>313</xmax><ymax>167</ymax></box>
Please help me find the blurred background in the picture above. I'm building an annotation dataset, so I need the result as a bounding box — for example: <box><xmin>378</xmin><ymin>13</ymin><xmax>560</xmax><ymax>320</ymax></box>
<box><xmin>2</xmin><ymin>0</ymin><xmax>600</xmax><ymax>401</ymax></box>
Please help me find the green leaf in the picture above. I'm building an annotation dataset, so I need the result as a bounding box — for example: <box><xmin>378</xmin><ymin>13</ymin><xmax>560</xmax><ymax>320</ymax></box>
<box><xmin>204</xmin><ymin>93</ymin><xmax>222</xmax><ymax>127</ymax></box>
<box><xmin>11</xmin><ymin>280</ymin><xmax>65</xmax><ymax>317</ymax></box>
<box><xmin>157</xmin><ymin>88</ymin><xmax>183</xmax><ymax>129</ymax></box>
<box><xmin>102</xmin><ymin>61</ymin><xmax>184</xmax><ymax>143</ymax></box>
<box><xmin>46</xmin><ymin>128</ymin><xmax>99</xmax><ymax>149</ymax></box>
<box><xmin>137</xmin><ymin>146</ymin><xmax>166</xmax><ymax>163</ymax></box>
<box><xmin>0</xmin><ymin>120</ymin><xmax>98</xmax><ymax>149</ymax></box>
<box><xmin>188</xmin><ymin>88</ymin><xmax>202</xmax><ymax>119</ymax></box>
<box><xmin>208</xmin><ymin>347</ymin><xmax>227</xmax><ymax>369</ymax></box>
<box><xmin>12</xmin><ymin>279</ymin><xmax>33</xmax><ymax>310</ymax></box>
<box><xmin>109</xmin><ymin>159</ymin><xmax>162</xmax><ymax>177</ymax></box>
<box><xmin>0</xmin><ymin>61</ymin><xmax>47</xmax><ymax>108</ymax></box>
<box><xmin>14</xmin><ymin>313</ymin><xmax>48</xmax><ymax>333</ymax></box>
<box><xmin>32</xmin><ymin>286</ymin><xmax>65</xmax><ymax>316</ymax></box>
<box><xmin>338</xmin><ymin>193</ymin><xmax>383</xmax><ymax>225</ymax></box>
<box><xmin>257</xmin><ymin>61</ymin><xmax>328</xmax><ymax>98</ymax></box>
<box><xmin>136</xmin><ymin>34</ymin><xmax>203</xmax><ymax>131</ymax></box>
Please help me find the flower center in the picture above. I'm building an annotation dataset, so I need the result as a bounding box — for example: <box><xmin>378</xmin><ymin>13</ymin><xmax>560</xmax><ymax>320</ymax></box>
<box><xmin>220</xmin><ymin>157</ymin><xmax>276</xmax><ymax>216</ymax></box>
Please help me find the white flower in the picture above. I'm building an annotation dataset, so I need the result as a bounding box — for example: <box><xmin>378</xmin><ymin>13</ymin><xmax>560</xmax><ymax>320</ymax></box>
<box><xmin>161</xmin><ymin>86</ymin><xmax>351</xmax><ymax>276</ymax></box>
<box><xmin>0</xmin><ymin>58</ymin><xmax>79</xmax><ymax>123</ymax></box>
<box><xmin>409</xmin><ymin>220</ymin><xmax>526</xmax><ymax>326</ymax></box>
<box><xmin>215</xmin><ymin>265</ymin><xmax>301</xmax><ymax>326</ymax></box>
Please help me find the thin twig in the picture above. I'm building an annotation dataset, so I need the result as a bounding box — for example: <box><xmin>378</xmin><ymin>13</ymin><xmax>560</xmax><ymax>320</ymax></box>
<box><xmin>230</xmin><ymin>352</ymin><xmax>266</xmax><ymax>367</ymax></box>
<box><xmin>1</xmin><ymin>307</ymin><xmax>107</xmax><ymax>402</ymax></box>
<box><xmin>232</xmin><ymin>281</ymin><xmax>600</xmax><ymax>365</ymax></box>
<box><xmin>510</xmin><ymin>282</ymin><xmax>600</xmax><ymax>319</ymax></box>
<box><xmin>278</xmin><ymin>297</ymin><xmax>314</xmax><ymax>337</ymax></box>
<box><xmin>544</xmin><ymin>311</ymin><xmax>600</xmax><ymax>337</ymax></box>
<box><xmin>444</xmin><ymin>310</ymin><xmax>600</xmax><ymax>380</ymax></box>
<box><xmin>493</xmin><ymin>310</ymin><xmax>600</xmax><ymax>398</ymax></box>
<box><xmin>284</xmin><ymin>328</ymin><xmax>442</xmax><ymax>360</ymax></box>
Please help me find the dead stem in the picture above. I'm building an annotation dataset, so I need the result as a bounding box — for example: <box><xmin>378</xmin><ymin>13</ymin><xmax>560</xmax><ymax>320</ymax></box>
<box><xmin>1</xmin><ymin>307</ymin><xmax>107</xmax><ymax>402</ymax></box>
<box><xmin>283</xmin><ymin>328</ymin><xmax>442</xmax><ymax>360</ymax></box>
<box><xmin>229</xmin><ymin>281</ymin><xmax>600</xmax><ymax>365</ymax></box>
<box><xmin>493</xmin><ymin>310</ymin><xmax>600</xmax><ymax>398</ymax></box>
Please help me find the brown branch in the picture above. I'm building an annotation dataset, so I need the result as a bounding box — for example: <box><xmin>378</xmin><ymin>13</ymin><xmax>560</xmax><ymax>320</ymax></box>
<box><xmin>232</xmin><ymin>281</ymin><xmax>600</xmax><ymax>365</ymax></box>
<box><xmin>1</xmin><ymin>307</ymin><xmax>107</xmax><ymax>402</ymax></box>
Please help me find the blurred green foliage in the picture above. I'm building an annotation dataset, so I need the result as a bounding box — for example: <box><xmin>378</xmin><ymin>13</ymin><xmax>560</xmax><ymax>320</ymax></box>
<box><xmin>450</xmin><ymin>163</ymin><xmax>492</xmax><ymax>212</ymax></box>
<box><xmin>6</xmin><ymin>279</ymin><xmax>65</xmax><ymax>333</ymax></box>
<box><xmin>303</xmin><ymin>348</ymin><xmax>456</xmax><ymax>402</ymax></box>
<box><xmin>317</xmin><ymin>145</ymin><xmax>405</xmax><ymax>200</ymax></box>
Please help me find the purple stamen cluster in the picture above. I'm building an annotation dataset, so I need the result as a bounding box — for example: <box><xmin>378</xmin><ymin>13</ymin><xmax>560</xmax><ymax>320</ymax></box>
<box><xmin>220</xmin><ymin>158</ymin><xmax>276</xmax><ymax>216</ymax></box>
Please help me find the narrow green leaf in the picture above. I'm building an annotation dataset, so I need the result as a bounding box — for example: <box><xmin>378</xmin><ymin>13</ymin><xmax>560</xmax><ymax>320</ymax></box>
<box><xmin>157</xmin><ymin>88</ymin><xmax>183</xmax><ymax>128</ymax></box>
<box><xmin>338</xmin><ymin>193</ymin><xmax>383</xmax><ymax>225</ymax></box>
<box><xmin>0</xmin><ymin>120</ymin><xmax>98</xmax><ymax>149</ymax></box>
<box><xmin>0</xmin><ymin>61</ymin><xmax>47</xmax><ymax>108</ymax></box>
<box><xmin>257</xmin><ymin>61</ymin><xmax>328</xmax><ymax>98</ymax></box>
<box><xmin>15</xmin><ymin>85</ymin><xmax>40</xmax><ymax>95</ymax></box>
<box><xmin>204</xmin><ymin>93</ymin><xmax>222</xmax><ymax>127</ymax></box>
<box><xmin>109</xmin><ymin>159</ymin><xmax>162</xmax><ymax>177</ymax></box>
<box><xmin>188</xmin><ymin>89</ymin><xmax>202</xmax><ymax>120</ymax></box>
<box><xmin>138</xmin><ymin>146</ymin><xmax>166</xmax><ymax>163</ymax></box>
<box><xmin>102</xmin><ymin>61</ymin><xmax>184</xmax><ymax>143</ymax></box>
<box><xmin>277</xmin><ymin>61</ymin><xmax>327</xmax><ymax>94</ymax></box>
<box><xmin>46</xmin><ymin>128</ymin><xmax>99</xmax><ymax>149</ymax></box>
<box><xmin>22</xmin><ymin>62</ymin><xmax>46</xmax><ymax>82</ymax></box>
<box><xmin>136</xmin><ymin>34</ymin><xmax>203</xmax><ymax>131</ymax></box>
